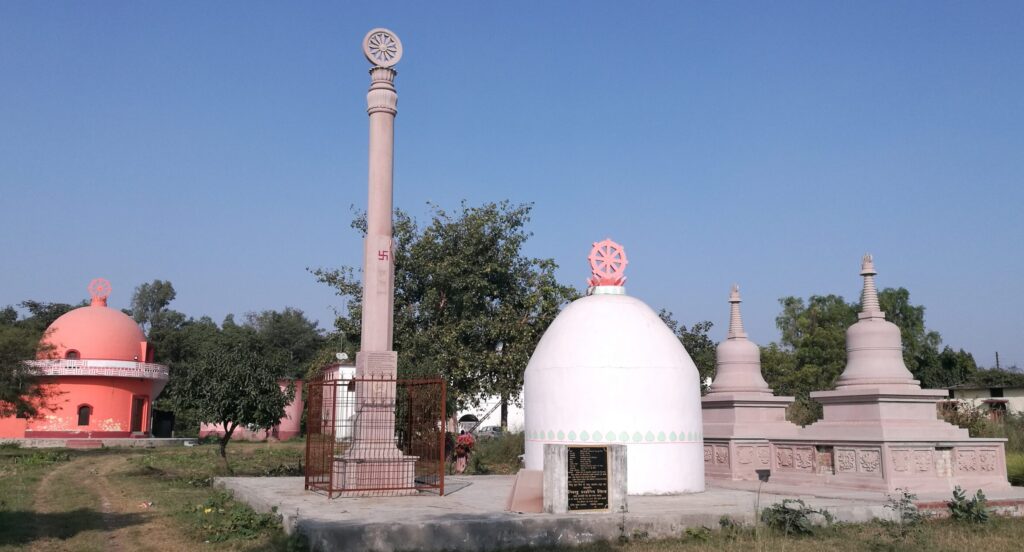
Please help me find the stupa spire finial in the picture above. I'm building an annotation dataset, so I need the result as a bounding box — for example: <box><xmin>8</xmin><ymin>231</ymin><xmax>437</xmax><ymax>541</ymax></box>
<box><xmin>727</xmin><ymin>284</ymin><xmax>746</xmax><ymax>339</ymax></box>
<box><xmin>859</xmin><ymin>254</ymin><xmax>884</xmax><ymax>319</ymax></box>
<box><xmin>88</xmin><ymin>278</ymin><xmax>111</xmax><ymax>307</ymax></box>
<box><xmin>587</xmin><ymin>238</ymin><xmax>628</xmax><ymax>288</ymax></box>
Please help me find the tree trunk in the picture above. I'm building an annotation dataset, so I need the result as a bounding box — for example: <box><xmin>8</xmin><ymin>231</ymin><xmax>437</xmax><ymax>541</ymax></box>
<box><xmin>219</xmin><ymin>422</ymin><xmax>237</xmax><ymax>474</ymax></box>
<box><xmin>500</xmin><ymin>394</ymin><xmax>508</xmax><ymax>430</ymax></box>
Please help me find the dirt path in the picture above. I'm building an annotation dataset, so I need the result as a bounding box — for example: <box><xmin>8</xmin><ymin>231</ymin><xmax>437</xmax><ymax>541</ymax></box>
<box><xmin>32</xmin><ymin>456</ymin><xmax>130</xmax><ymax>548</ymax></box>
<box><xmin>29</xmin><ymin>452</ymin><xmax>192</xmax><ymax>552</ymax></box>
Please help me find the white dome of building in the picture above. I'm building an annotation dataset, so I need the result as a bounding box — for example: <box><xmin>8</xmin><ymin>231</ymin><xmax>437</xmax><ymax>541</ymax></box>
<box><xmin>523</xmin><ymin>240</ymin><xmax>705</xmax><ymax>494</ymax></box>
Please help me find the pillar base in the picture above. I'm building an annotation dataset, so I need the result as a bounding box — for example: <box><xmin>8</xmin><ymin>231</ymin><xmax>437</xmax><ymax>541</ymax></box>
<box><xmin>333</xmin><ymin>454</ymin><xmax>418</xmax><ymax>497</ymax></box>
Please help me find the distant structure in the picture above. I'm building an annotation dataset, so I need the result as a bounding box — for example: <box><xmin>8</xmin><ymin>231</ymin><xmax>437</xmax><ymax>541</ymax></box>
<box><xmin>946</xmin><ymin>382</ymin><xmax>1024</xmax><ymax>421</ymax></box>
<box><xmin>0</xmin><ymin>279</ymin><xmax>169</xmax><ymax>440</ymax></box>
<box><xmin>199</xmin><ymin>379</ymin><xmax>304</xmax><ymax>441</ymax></box>
<box><xmin>702</xmin><ymin>285</ymin><xmax>798</xmax><ymax>481</ymax></box>
<box><xmin>756</xmin><ymin>256</ymin><xmax>1008</xmax><ymax>491</ymax></box>
<box><xmin>524</xmin><ymin>239</ymin><xmax>705</xmax><ymax>494</ymax></box>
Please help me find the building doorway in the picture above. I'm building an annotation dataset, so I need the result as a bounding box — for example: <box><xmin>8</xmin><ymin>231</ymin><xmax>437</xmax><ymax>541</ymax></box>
<box><xmin>130</xmin><ymin>396</ymin><xmax>147</xmax><ymax>434</ymax></box>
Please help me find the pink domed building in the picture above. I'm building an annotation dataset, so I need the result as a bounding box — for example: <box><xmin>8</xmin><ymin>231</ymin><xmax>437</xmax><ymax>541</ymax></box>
<box><xmin>0</xmin><ymin>279</ymin><xmax>169</xmax><ymax>439</ymax></box>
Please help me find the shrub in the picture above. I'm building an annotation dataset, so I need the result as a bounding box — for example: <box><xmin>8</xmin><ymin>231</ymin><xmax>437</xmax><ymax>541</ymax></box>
<box><xmin>948</xmin><ymin>486</ymin><xmax>990</xmax><ymax>523</ymax></box>
<box><xmin>760</xmin><ymin>499</ymin><xmax>833</xmax><ymax>536</ymax></box>
<box><xmin>881</xmin><ymin>488</ymin><xmax>922</xmax><ymax>541</ymax></box>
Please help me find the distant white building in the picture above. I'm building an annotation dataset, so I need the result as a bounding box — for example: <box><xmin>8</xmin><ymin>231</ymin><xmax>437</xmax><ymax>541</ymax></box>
<box><xmin>946</xmin><ymin>383</ymin><xmax>1024</xmax><ymax>421</ymax></box>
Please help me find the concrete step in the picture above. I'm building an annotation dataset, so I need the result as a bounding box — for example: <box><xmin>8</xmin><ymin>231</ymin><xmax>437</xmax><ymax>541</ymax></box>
<box><xmin>65</xmin><ymin>439</ymin><xmax>104</xmax><ymax>449</ymax></box>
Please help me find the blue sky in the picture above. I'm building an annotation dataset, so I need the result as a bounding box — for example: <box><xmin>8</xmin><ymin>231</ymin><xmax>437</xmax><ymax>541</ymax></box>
<box><xmin>2</xmin><ymin>2</ymin><xmax>1022</xmax><ymax>368</ymax></box>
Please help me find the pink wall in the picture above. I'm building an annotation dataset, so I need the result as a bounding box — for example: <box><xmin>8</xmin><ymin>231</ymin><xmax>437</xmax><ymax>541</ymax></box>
<box><xmin>0</xmin><ymin>377</ymin><xmax>160</xmax><ymax>438</ymax></box>
<box><xmin>200</xmin><ymin>380</ymin><xmax>303</xmax><ymax>441</ymax></box>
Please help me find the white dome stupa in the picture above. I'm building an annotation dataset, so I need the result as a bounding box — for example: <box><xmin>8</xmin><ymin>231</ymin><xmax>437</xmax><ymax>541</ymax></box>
<box><xmin>523</xmin><ymin>239</ymin><xmax>705</xmax><ymax>494</ymax></box>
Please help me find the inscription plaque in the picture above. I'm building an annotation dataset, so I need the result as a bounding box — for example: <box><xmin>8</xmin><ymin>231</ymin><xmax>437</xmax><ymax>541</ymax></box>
<box><xmin>567</xmin><ymin>446</ymin><xmax>609</xmax><ymax>511</ymax></box>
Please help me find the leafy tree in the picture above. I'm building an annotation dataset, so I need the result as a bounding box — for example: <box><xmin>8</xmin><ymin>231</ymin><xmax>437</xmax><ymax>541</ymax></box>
<box><xmin>0</xmin><ymin>303</ymin><xmax>66</xmax><ymax>419</ymax></box>
<box><xmin>929</xmin><ymin>347</ymin><xmax>979</xmax><ymax>389</ymax></box>
<box><xmin>243</xmin><ymin>308</ymin><xmax>324</xmax><ymax>376</ymax></box>
<box><xmin>658</xmin><ymin>310</ymin><xmax>716</xmax><ymax>390</ymax></box>
<box><xmin>876</xmin><ymin>288</ymin><xmax>944</xmax><ymax>386</ymax></box>
<box><xmin>0</xmin><ymin>324</ymin><xmax>50</xmax><ymax>418</ymax></box>
<box><xmin>16</xmin><ymin>300</ymin><xmax>81</xmax><ymax>334</ymax></box>
<box><xmin>130</xmin><ymin>280</ymin><xmax>177</xmax><ymax>333</ymax></box>
<box><xmin>772</xmin><ymin>294</ymin><xmax>856</xmax><ymax>397</ymax></box>
<box><xmin>167</xmin><ymin>335</ymin><xmax>293</xmax><ymax>467</ymax></box>
<box><xmin>313</xmin><ymin>201</ymin><xmax>577</xmax><ymax>426</ymax></box>
<box><xmin>967</xmin><ymin>367</ymin><xmax>1024</xmax><ymax>388</ymax></box>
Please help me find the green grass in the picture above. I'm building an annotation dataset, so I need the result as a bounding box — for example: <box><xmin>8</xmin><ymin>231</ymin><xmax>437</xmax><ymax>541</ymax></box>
<box><xmin>0</xmin><ymin>441</ymin><xmax>307</xmax><ymax>551</ymax></box>
<box><xmin>465</xmin><ymin>432</ymin><xmax>524</xmax><ymax>475</ymax></box>
<box><xmin>528</xmin><ymin>517</ymin><xmax>1024</xmax><ymax>552</ymax></box>
<box><xmin>1007</xmin><ymin>452</ymin><xmax>1024</xmax><ymax>486</ymax></box>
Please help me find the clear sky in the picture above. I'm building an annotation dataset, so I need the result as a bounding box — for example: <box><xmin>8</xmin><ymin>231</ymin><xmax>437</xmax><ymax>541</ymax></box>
<box><xmin>2</xmin><ymin>2</ymin><xmax>1022</xmax><ymax>368</ymax></box>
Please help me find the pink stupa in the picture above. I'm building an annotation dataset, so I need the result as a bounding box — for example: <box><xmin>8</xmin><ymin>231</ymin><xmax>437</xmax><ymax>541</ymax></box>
<box><xmin>702</xmin><ymin>285</ymin><xmax>798</xmax><ymax>481</ymax></box>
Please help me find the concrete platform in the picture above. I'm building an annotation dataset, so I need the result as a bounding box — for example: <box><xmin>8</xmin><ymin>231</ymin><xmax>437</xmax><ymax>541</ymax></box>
<box><xmin>214</xmin><ymin>475</ymin><xmax>1024</xmax><ymax>551</ymax></box>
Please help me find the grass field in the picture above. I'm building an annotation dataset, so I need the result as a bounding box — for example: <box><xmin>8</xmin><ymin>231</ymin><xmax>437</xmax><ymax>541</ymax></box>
<box><xmin>0</xmin><ymin>441</ymin><xmax>305</xmax><ymax>551</ymax></box>
<box><xmin>1</xmin><ymin>439</ymin><xmax>1023</xmax><ymax>551</ymax></box>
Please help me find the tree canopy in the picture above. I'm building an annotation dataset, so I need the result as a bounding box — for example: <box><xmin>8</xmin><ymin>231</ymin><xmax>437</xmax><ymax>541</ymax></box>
<box><xmin>130</xmin><ymin>279</ymin><xmax>177</xmax><ymax>333</ymax></box>
<box><xmin>165</xmin><ymin>332</ymin><xmax>294</xmax><ymax>463</ymax></box>
<box><xmin>313</xmin><ymin>201</ymin><xmax>578</xmax><ymax>424</ymax></box>
<box><xmin>0</xmin><ymin>302</ymin><xmax>72</xmax><ymax>418</ymax></box>
<box><xmin>658</xmin><ymin>310</ymin><xmax>716</xmax><ymax>390</ymax></box>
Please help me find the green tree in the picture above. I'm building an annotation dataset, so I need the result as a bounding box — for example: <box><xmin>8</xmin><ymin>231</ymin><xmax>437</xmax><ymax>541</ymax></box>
<box><xmin>313</xmin><ymin>201</ymin><xmax>577</xmax><ymax>425</ymax></box>
<box><xmin>876</xmin><ymin>288</ymin><xmax>944</xmax><ymax>387</ymax></box>
<box><xmin>0</xmin><ymin>303</ymin><xmax>67</xmax><ymax>419</ymax></box>
<box><xmin>0</xmin><ymin>324</ymin><xmax>49</xmax><ymax>418</ymax></box>
<box><xmin>243</xmin><ymin>308</ymin><xmax>325</xmax><ymax>376</ymax></box>
<box><xmin>168</xmin><ymin>336</ymin><xmax>293</xmax><ymax>466</ymax></box>
<box><xmin>658</xmin><ymin>310</ymin><xmax>716</xmax><ymax>390</ymax></box>
<box><xmin>130</xmin><ymin>280</ymin><xmax>177</xmax><ymax>333</ymax></box>
<box><xmin>16</xmin><ymin>300</ymin><xmax>81</xmax><ymax>334</ymax></box>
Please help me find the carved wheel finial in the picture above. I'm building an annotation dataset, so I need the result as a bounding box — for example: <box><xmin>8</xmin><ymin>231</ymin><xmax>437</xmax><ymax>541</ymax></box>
<box><xmin>363</xmin><ymin>28</ymin><xmax>402</xmax><ymax>67</ymax></box>
<box><xmin>88</xmin><ymin>278</ymin><xmax>112</xmax><ymax>304</ymax></box>
<box><xmin>588</xmin><ymin>238</ymin><xmax>628</xmax><ymax>287</ymax></box>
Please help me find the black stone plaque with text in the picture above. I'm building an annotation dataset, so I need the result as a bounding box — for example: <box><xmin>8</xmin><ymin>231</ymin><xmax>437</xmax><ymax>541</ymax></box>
<box><xmin>567</xmin><ymin>446</ymin><xmax>609</xmax><ymax>511</ymax></box>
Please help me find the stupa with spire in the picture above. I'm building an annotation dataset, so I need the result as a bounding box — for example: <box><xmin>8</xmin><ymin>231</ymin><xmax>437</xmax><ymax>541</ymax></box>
<box><xmin>702</xmin><ymin>285</ymin><xmax>798</xmax><ymax>481</ymax></box>
<box><xmin>767</xmin><ymin>255</ymin><xmax>1011</xmax><ymax>492</ymax></box>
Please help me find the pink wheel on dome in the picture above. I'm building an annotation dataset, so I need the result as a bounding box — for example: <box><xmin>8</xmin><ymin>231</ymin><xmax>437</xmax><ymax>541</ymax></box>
<box><xmin>88</xmin><ymin>278</ymin><xmax>112</xmax><ymax>302</ymax></box>
<box><xmin>587</xmin><ymin>239</ymin><xmax>628</xmax><ymax>287</ymax></box>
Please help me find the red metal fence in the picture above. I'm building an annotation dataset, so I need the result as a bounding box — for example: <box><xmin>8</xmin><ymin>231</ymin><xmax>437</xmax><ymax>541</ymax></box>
<box><xmin>305</xmin><ymin>372</ymin><xmax>446</xmax><ymax>497</ymax></box>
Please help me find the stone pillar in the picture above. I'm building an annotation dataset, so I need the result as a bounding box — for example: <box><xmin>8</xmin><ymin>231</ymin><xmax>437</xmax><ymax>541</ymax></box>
<box><xmin>335</xmin><ymin>29</ymin><xmax>416</xmax><ymax>496</ymax></box>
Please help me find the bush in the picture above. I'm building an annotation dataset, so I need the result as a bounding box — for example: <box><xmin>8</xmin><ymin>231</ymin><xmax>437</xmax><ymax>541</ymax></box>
<box><xmin>464</xmin><ymin>432</ymin><xmax>523</xmax><ymax>475</ymax></box>
<box><xmin>760</xmin><ymin>499</ymin><xmax>833</xmax><ymax>536</ymax></box>
<box><xmin>941</xmin><ymin>405</ymin><xmax>1024</xmax><ymax>454</ymax></box>
<box><xmin>948</xmin><ymin>486</ymin><xmax>990</xmax><ymax>524</ymax></box>
<box><xmin>881</xmin><ymin>488</ymin><xmax>922</xmax><ymax>541</ymax></box>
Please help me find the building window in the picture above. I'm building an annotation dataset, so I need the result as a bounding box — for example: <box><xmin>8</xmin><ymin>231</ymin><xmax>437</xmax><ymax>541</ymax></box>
<box><xmin>991</xmin><ymin>388</ymin><xmax>1004</xmax><ymax>398</ymax></box>
<box><xmin>77</xmin><ymin>405</ymin><xmax>92</xmax><ymax>426</ymax></box>
<box><xmin>65</xmin><ymin>350</ymin><xmax>80</xmax><ymax>360</ymax></box>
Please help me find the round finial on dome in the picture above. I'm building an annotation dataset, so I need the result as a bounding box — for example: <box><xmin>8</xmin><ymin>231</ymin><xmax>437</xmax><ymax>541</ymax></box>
<box><xmin>88</xmin><ymin>278</ymin><xmax>112</xmax><ymax>307</ymax></box>
<box><xmin>587</xmin><ymin>238</ymin><xmax>628</xmax><ymax>289</ymax></box>
<box><xmin>363</xmin><ymin>28</ymin><xmax>402</xmax><ymax>67</ymax></box>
